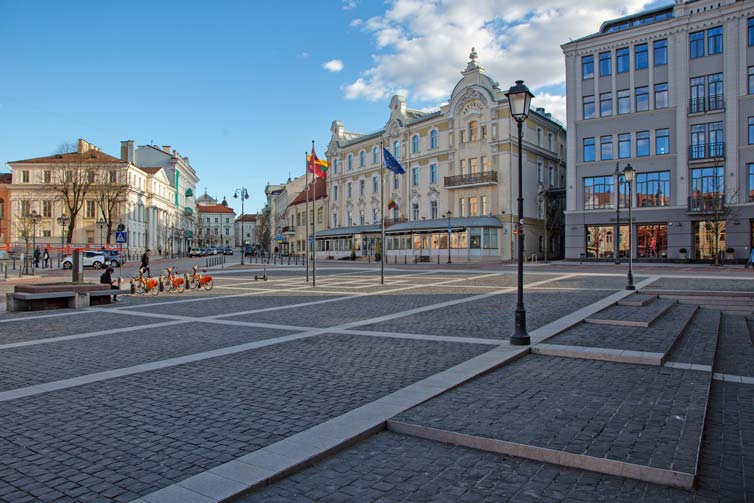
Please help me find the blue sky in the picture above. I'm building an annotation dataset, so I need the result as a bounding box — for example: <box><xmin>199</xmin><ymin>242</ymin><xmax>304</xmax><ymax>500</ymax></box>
<box><xmin>0</xmin><ymin>0</ymin><xmax>671</xmax><ymax>214</ymax></box>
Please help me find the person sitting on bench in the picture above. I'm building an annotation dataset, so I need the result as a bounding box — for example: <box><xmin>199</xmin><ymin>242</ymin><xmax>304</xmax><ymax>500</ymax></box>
<box><xmin>100</xmin><ymin>266</ymin><xmax>119</xmax><ymax>302</ymax></box>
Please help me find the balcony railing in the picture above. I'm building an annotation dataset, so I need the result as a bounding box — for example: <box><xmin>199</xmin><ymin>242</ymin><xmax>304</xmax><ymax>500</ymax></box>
<box><xmin>444</xmin><ymin>171</ymin><xmax>498</xmax><ymax>188</ymax></box>
<box><xmin>688</xmin><ymin>97</ymin><xmax>705</xmax><ymax>114</ymax></box>
<box><xmin>688</xmin><ymin>95</ymin><xmax>725</xmax><ymax>114</ymax></box>
<box><xmin>689</xmin><ymin>142</ymin><xmax>725</xmax><ymax>160</ymax></box>
<box><xmin>382</xmin><ymin>217</ymin><xmax>408</xmax><ymax>226</ymax></box>
<box><xmin>688</xmin><ymin>195</ymin><xmax>725</xmax><ymax>213</ymax></box>
<box><xmin>282</xmin><ymin>226</ymin><xmax>296</xmax><ymax>234</ymax></box>
<box><xmin>708</xmin><ymin>94</ymin><xmax>725</xmax><ymax>111</ymax></box>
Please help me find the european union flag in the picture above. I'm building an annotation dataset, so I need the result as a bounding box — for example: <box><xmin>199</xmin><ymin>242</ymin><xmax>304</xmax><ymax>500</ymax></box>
<box><xmin>383</xmin><ymin>148</ymin><xmax>405</xmax><ymax>174</ymax></box>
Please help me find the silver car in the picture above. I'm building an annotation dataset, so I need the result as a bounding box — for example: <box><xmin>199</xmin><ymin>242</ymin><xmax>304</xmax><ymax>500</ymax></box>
<box><xmin>62</xmin><ymin>251</ymin><xmax>109</xmax><ymax>269</ymax></box>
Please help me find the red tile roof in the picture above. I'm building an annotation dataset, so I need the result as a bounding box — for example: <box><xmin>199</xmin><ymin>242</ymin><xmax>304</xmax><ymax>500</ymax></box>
<box><xmin>10</xmin><ymin>150</ymin><xmax>124</xmax><ymax>164</ymax></box>
<box><xmin>197</xmin><ymin>204</ymin><xmax>235</xmax><ymax>214</ymax></box>
<box><xmin>138</xmin><ymin>167</ymin><xmax>162</xmax><ymax>174</ymax></box>
<box><xmin>0</xmin><ymin>174</ymin><xmax>12</xmax><ymax>184</ymax></box>
<box><xmin>288</xmin><ymin>178</ymin><xmax>327</xmax><ymax>208</ymax></box>
<box><xmin>236</xmin><ymin>214</ymin><xmax>257</xmax><ymax>222</ymax></box>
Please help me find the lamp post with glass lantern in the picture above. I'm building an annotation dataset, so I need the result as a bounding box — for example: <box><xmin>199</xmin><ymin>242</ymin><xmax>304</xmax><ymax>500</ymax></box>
<box><xmin>29</xmin><ymin>210</ymin><xmax>42</xmax><ymax>274</ymax></box>
<box><xmin>537</xmin><ymin>184</ymin><xmax>548</xmax><ymax>264</ymax></box>
<box><xmin>614</xmin><ymin>162</ymin><xmax>621</xmax><ymax>264</ymax></box>
<box><xmin>623</xmin><ymin>164</ymin><xmax>636</xmax><ymax>290</ymax></box>
<box><xmin>505</xmin><ymin>80</ymin><xmax>534</xmax><ymax>346</ymax></box>
<box><xmin>96</xmin><ymin>218</ymin><xmax>106</xmax><ymax>248</ymax></box>
<box><xmin>234</xmin><ymin>188</ymin><xmax>249</xmax><ymax>265</ymax></box>
<box><xmin>56</xmin><ymin>214</ymin><xmax>70</xmax><ymax>267</ymax></box>
<box><xmin>444</xmin><ymin>210</ymin><xmax>452</xmax><ymax>264</ymax></box>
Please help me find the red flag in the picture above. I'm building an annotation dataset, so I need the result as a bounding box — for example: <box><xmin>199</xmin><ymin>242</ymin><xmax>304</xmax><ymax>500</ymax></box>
<box><xmin>307</xmin><ymin>146</ymin><xmax>329</xmax><ymax>179</ymax></box>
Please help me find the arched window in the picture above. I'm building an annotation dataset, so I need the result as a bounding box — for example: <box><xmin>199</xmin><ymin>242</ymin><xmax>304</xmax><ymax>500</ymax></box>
<box><xmin>347</xmin><ymin>154</ymin><xmax>353</xmax><ymax>170</ymax></box>
<box><xmin>333</xmin><ymin>158</ymin><xmax>339</xmax><ymax>174</ymax></box>
<box><xmin>430</xmin><ymin>129</ymin><xmax>438</xmax><ymax>149</ymax></box>
<box><xmin>359</xmin><ymin>150</ymin><xmax>365</xmax><ymax>167</ymax></box>
<box><xmin>393</xmin><ymin>140</ymin><xmax>401</xmax><ymax>157</ymax></box>
<box><xmin>468</xmin><ymin>121</ymin><xmax>478</xmax><ymax>142</ymax></box>
<box><xmin>372</xmin><ymin>146</ymin><xmax>379</xmax><ymax>164</ymax></box>
<box><xmin>411</xmin><ymin>135</ymin><xmax>419</xmax><ymax>154</ymax></box>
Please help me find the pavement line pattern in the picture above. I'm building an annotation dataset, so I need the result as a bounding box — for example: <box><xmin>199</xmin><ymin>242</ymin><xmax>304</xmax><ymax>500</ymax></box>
<box><xmin>533</xmin><ymin>343</ymin><xmax>665</xmax><ymax>366</ymax></box>
<box><xmin>133</xmin><ymin>278</ymin><xmax>648</xmax><ymax>503</ymax></box>
<box><xmin>664</xmin><ymin>361</ymin><xmax>714</xmax><ymax>372</ymax></box>
<box><xmin>712</xmin><ymin>372</ymin><xmax>754</xmax><ymax>384</ymax></box>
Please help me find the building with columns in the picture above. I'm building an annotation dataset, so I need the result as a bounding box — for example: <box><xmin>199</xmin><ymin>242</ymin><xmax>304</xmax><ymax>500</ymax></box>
<box><xmin>320</xmin><ymin>49</ymin><xmax>566</xmax><ymax>261</ymax></box>
<box><xmin>196</xmin><ymin>192</ymin><xmax>236</xmax><ymax>248</ymax></box>
<box><xmin>562</xmin><ymin>0</ymin><xmax>754</xmax><ymax>261</ymax></box>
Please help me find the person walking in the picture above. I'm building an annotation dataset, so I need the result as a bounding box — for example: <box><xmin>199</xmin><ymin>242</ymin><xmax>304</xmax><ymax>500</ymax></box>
<box><xmin>748</xmin><ymin>248</ymin><xmax>754</xmax><ymax>271</ymax></box>
<box><xmin>140</xmin><ymin>249</ymin><xmax>151</xmax><ymax>277</ymax></box>
<box><xmin>33</xmin><ymin>246</ymin><xmax>41</xmax><ymax>268</ymax></box>
<box><xmin>43</xmin><ymin>247</ymin><xmax>50</xmax><ymax>269</ymax></box>
<box><xmin>100</xmin><ymin>266</ymin><xmax>119</xmax><ymax>301</ymax></box>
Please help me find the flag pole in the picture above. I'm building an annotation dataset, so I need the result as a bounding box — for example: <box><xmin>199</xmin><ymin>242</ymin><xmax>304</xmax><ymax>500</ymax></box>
<box><xmin>312</xmin><ymin>141</ymin><xmax>317</xmax><ymax>288</ymax></box>
<box><xmin>380</xmin><ymin>140</ymin><xmax>385</xmax><ymax>285</ymax></box>
<box><xmin>305</xmin><ymin>151</ymin><xmax>309</xmax><ymax>283</ymax></box>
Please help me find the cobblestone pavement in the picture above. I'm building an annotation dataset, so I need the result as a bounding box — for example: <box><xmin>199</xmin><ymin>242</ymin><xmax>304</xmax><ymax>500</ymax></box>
<box><xmin>394</xmin><ymin>355</ymin><xmax>708</xmax><ymax>474</ymax></box>
<box><xmin>546</xmin><ymin>275</ymin><xmax>648</xmax><ymax>290</ymax></box>
<box><xmin>128</xmin><ymin>293</ymin><xmax>340</xmax><ymax>317</ymax></box>
<box><xmin>649</xmin><ymin>277</ymin><xmax>754</xmax><ymax>292</ymax></box>
<box><xmin>665</xmin><ymin>309</ymin><xmax>721</xmax><ymax>366</ymax></box>
<box><xmin>713</xmin><ymin>314</ymin><xmax>754</xmax><ymax>377</ymax></box>
<box><xmin>586</xmin><ymin>297</ymin><xmax>674</xmax><ymax>325</ymax></box>
<box><xmin>550</xmin><ymin>303</ymin><xmax>698</xmax><ymax>352</ymax></box>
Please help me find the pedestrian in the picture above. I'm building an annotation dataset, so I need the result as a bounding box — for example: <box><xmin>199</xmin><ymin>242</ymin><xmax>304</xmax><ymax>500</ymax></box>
<box><xmin>33</xmin><ymin>246</ymin><xmax>41</xmax><ymax>268</ymax></box>
<box><xmin>158</xmin><ymin>246</ymin><xmax>162</xmax><ymax>257</ymax></box>
<box><xmin>100</xmin><ymin>266</ymin><xmax>119</xmax><ymax>301</ymax></box>
<box><xmin>748</xmin><ymin>248</ymin><xmax>754</xmax><ymax>270</ymax></box>
<box><xmin>140</xmin><ymin>249</ymin><xmax>151</xmax><ymax>277</ymax></box>
<box><xmin>43</xmin><ymin>247</ymin><xmax>50</xmax><ymax>269</ymax></box>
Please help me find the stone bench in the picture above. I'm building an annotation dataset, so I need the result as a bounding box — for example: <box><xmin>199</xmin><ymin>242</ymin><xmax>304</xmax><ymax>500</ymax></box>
<box><xmin>80</xmin><ymin>289</ymin><xmax>132</xmax><ymax>307</ymax></box>
<box><xmin>7</xmin><ymin>291</ymin><xmax>79</xmax><ymax>312</ymax></box>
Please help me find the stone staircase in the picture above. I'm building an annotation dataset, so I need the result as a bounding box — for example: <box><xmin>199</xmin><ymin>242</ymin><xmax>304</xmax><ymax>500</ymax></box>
<box><xmin>640</xmin><ymin>288</ymin><xmax>754</xmax><ymax>315</ymax></box>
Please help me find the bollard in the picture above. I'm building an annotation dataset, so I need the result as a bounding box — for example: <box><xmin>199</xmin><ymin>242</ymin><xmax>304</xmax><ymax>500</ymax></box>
<box><xmin>404</xmin><ymin>256</ymin><xmax>406</xmax><ymax>265</ymax></box>
<box><xmin>437</xmin><ymin>255</ymin><xmax>440</xmax><ymax>264</ymax></box>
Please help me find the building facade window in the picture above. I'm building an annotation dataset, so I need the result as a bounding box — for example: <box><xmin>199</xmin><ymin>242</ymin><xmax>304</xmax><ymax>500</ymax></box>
<box><xmin>690</xmin><ymin>76</ymin><xmax>705</xmax><ymax>113</ymax></box>
<box><xmin>393</xmin><ymin>175</ymin><xmax>399</xmax><ymax>190</ymax></box>
<box><xmin>347</xmin><ymin>154</ymin><xmax>353</xmax><ymax>170</ymax></box>
<box><xmin>44</xmin><ymin>171</ymin><xmax>51</xmax><ymax>183</ymax></box>
<box><xmin>22</xmin><ymin>171</ymin><xmax>29</xmax><ymax>183</ymax></box>
<box><xmin>430</xmin><ymin>129</ymin><xmax>438</xmax><ymax>149</ymax></box>
<box><xmin>430</xmin><ymin>164</ymin><xmax>438</xmax><ymax>184</ymax></box>
<box><xmin>690</xmin><ymin>167</ymin><xmax>724</xmax><ymax>210</ymax></box>
<box><xmin>372</xmin><ymin>176</ymin><xmax>378</xmax><ymax>193</ymax></box>
<box><xmin>617</xmin><ymin>89</ymin><xmax>630</xmax><ymax>114</ymax></box>
<box><xmin>690</xmin><ymin>124</ymin><xmax>706</xmax><ymax>159</ymax></box>
<box><xmin>583</xmin><ymin>176</ymin><xmax>614</xmax><ymax>209</ymax></box>
<box><xmin>359</xmin><ymin>179</ymin><xmax>365</xmax><ymax>196</ymax></box>
<box><xmin>333</xmin><ymin>185</ymin><xmax>338</xmax><ymax>201</ymax></box>
<box><xmin>583</xmin><ymin>137</ymin><xmax>595</xmax><ymax>162</ymax></box>
<box><xmin>372</xmin><ymin>146</ymin><xmax>379</xmax><ymax>164</ymax></box>
<box><xmin>636</xmin><ymin>131</ymin><xmax>650</xmax><ymax>157</ymax></box>
<box><xmin>749</xmin><ymin>117</ymin><xmax>754</xmax><ymax>145</ymax></box>
<box><xmin>412</xmin><ymin>135</ymin><xmax>419</xmax><ymax>154</ymax></box>
<box><xmin>653</xmin><ymin>39</ymin><xmax>667</xmax><ymax>66</ymax></box>
<box><xmin>586</xmin><ymin>225</ymin><xmax>628</xmax><ymax>258</ymax></box>
<box><xmin>635</xmin><ymin>43</ymin><xmax>648</xmax><ymax>70</ymax></box>
<box><xmin>690</xmin><ymin>31</ymin><xmax>704</xmax><ymax>59</ymax></box>
<box><xmin>583</xmin><ymin>95</ymin><xmax>595</xmax><ymax>119</ymax></box>
<box><xmin>411</xmin><ymin>203</ymin><xmax>419</xmax><ymax>221</ymax></box>
<box><xmin>582</xmin><ymin>55</ymin><xmax>594</xmax><ymax>79</ymax></box>
<box><xmin>86</xmin><ymin>200</ymin><xmax>96</xmax><ymax>218</ymax></box>
<box><xmin>636</xmin><ymin>171</ymin><xmax>670</xmax><ymax>207</ymax></box>
<box><xmin>654</xmin><ymin>83</ymin><xmax>668</xmax><ymax>109</ymax></box>
<box><xmin>707</xmin><ymin>26</ymin><xmax>723</xmax><ymax>55</ymax></box>
<box><xmin>600</xmin><ymin>135</ymin><xmax>613</xmax><ymax>160</ymax></box>
<box><xmin>708</xmin><ymin>121</ymin><xmax>724</xmax><ymax>156</ymax></box>
<box><xmin>599</xmin><ymin>51</ymin><xmax>611</xmax><ymax>76</ymax></box>
<box><xmin>359</xmin><ymin>150</ymin><xmax>365</xmax><ymax>167</ymax></box>
<box><xmin>708</xmin><ymin>73</ymin><xmax>723</xmax><ymax>110</ymax></box>
<box><xmin>20</xmin><ymin>200</ymin><xmax>30</xmax><ymax>217</ymax></box>
<box><xmin>333</xmin><ymin>159</ymin><xmax>338</xmax><ymax>174</ymax></box>
<box><xmin>469</xmin><ymin>197</ymin><xmax>479</xmax><ymax>216</ymax></box>
<box><xmin>347</xmin><ymin>182</ymin><xmax>352</xmax><ymax>198</ymax></box>
<box><xmin>616</xmin><ymin>47</ymin><xmax>629</xmax><ymax>73</ymax></box>
<box><xmin>618</xmin><ymin>133</ymin><xmax>631</xmax><ymax>158</ymax></box>
<box><xmin>412</xmin><ymin>166</ymin><xmax>420</xmax><ymax>186</ymax></box>
<box><xmin>430</xmin><ymin>200</ymin><xmax>438</xmax><ymax>219</ymax></box>
<box><xmin>393</xmin><ymin>140</ymin><xmax>401</xmax><ymax>157</ymax></box>
<box><xmin>42</xmin><ymin>200</ymin><xmax>52</xmax><ymax>217</ymax></box>
<box><xmin>656</xmin><ymin>129</ymin><xmax>669</xmax><ymax>155</ymax></box>
<box><xmin>635</xmin><ymin>86</ymin><xmax>649</xmax><ymax>112</ymax></box>
<box><xmin>749</xmin><ymin>18</ymin><xmax>754</xmax><ymax>46</ymax></box>
<box><xmin>600</xmin><ymin>92</ymin><xmax>612</xmax><ymax>117</ymax></box>
<box><xmin>748</xmin><ymin>164</ymin><xmax>754</xmax><ymax>201</ymax></box>
<box><xmin>749</xmin><ymin>67</ymin><xmax>754</xmax><ymax>95</ymax></box>
<box><xmin>637</xmin><ymin>224</ymin><xmax>668</xmax><ymax>258</ymax></box>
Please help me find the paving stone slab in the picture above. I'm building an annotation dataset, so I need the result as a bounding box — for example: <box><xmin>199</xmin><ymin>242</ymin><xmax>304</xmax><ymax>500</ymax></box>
<box><xmin>585</xmin><ymin>297</ymin><xmax>675</xmax><ymax>327</ymax></box>
<box><xmin>393</xmin><ymin>355</ymin><xmax>709</xmax><ymax>485</ymax></box>
<box><xmin>549</xmin><ymin>303</ymin><xmax>698</xmax><ymax>353</ymax></box>
<box><xmin>546</xmin><ymin>275</ymin><xmax>646</xmax><ymax>290</ymax></box>
<box><xmin>665</xmin><ymin>309</ymin><xmax>721</xmax><ymax>367</ymax></box>
<box><xmin>617</xmin><ymin>294</ymin><xmax>657</xmax><ymax>307</ymax></box>
<box><xmin>713</xmin><ymin>314</ymin><xmax>754</xmax><ymax>377</ymax></box>
<box><xmin>0</xmin><ymin>334</ymin><xmax>488</xmax><ymax>502</ymax></box>
<box><xmin>648</xmin><ymin>278</ymin><xmax>754</xmax><ymax>293</ymax></box>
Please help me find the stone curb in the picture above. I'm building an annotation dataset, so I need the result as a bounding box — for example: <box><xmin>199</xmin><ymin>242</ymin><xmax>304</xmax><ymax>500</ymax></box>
<box><xmin>532</xmin><ymin>343</ymin><xmax>664</xmax><ymax>365</ymax></box>
<box><xmin>584</xmin><ymin>298</ymin><xmax>675</xmax><ymax>328</ymax></box>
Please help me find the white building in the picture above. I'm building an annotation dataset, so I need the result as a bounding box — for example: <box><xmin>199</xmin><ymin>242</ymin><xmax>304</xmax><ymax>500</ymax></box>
<box><xmin>196</xmin><ymin>192</ymin><xmax>236</xmax><ymax>248</ymax></box>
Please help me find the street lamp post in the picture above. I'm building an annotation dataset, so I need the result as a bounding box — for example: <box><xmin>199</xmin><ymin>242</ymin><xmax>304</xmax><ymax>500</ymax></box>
<box><xmin>56</xmin><ymin>214</ymin><xmax>70</xmax><ymax>268</ymax></box>
<box><xmin>96</xmin><ymin>218</ymin><xmax>106</xmax><ymax>248</ymax></box>
<box><xmin>614</xmin><ymin>163</ymin><xmax>621</xmax><ymax>264</ymax></box>
<box><xmin>537</xmin><ymin>184</ymin><xmax>548</xmax><ymax>264</ymax></box>
<box><xmin>30</xmin><ymin>210</ymin><xmax>42</xmax><ymax>274</ymax></box>
<box><xmin>234</xmin><ymin>188</ymin><xmax>249</xmax><ymax>265</ymax></box>
<box><xmin>444</xmin><ymin>211</ymin><xmax>452</xmax><ymax>264</ymax></box>
<box><xmin>505</xmin><ymin>80</ymin><xmax>534</xmax><ymax>346</ymax></box>
<box><xmin>623</xmin><ymin>164</ymin><xmax>636</xmax><ymax>290</ymax></box>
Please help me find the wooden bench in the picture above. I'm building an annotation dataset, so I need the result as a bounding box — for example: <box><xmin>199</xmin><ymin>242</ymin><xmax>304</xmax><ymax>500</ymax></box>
<box><xmin>7</xmin><ymin>291</ymin><xmax>79</xmax><ymax>312</ymax></box>
<box><xmin>81</xmin><ymin>289</ymin><xmax>132</xmax><ymax>307</ymax></box>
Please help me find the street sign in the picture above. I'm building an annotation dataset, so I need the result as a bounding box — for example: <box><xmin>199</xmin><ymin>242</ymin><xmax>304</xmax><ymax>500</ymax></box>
<box><xmin>308</xmin><ymin>237</ymin><xmax>314</xmax><ymax>244</ymax></box>
<box><xmin>277</xmin><ymin>233</ymin><xmax>283</xmax><ymax>242</ymax></box>
<box><xmin>447</xmin><ymin>224</ymin><xmax>452</xmax><ymax>232</ymax></box>
<box><xmin>115</xmin><ymin>231</ymin><xmax>128</xmax><ymax>244</ymax></box>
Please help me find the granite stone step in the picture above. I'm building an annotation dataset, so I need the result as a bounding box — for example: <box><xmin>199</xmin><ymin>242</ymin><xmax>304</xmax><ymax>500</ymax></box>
<box><xmin>585</xmin><ymin>297</ymin><xmax>675</xmax><ymax>327</ymax></box>
<box><xmin>391</xmin><ymin>355</ymin><xmax>711</xmax><ymax>489</ymax></box>
<box><xmin>617</xmin><ymin>293</ymin><xmax>657</xmax><ymax>307</ymax></box>
<box><xmin>663</xmin><ymin>308</ymin><xmax>721</xmax><ymax>370</ymax></box>
<box><xmin>713</xmin><ymin>314</ymin><xmax>754</xmax><ymax>377</ymax></box>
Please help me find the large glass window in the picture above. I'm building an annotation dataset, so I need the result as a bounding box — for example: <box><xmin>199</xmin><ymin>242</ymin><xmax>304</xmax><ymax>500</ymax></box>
<box><xmin>635</xmin><ymin>86</ymin><xmax>649</xmax><ymax>112</ymax></box>
<box><xmin>393</xmin><ymin>140</ymin><xmax>401</xmax><ymax>157</ymax></box>
<box><xmin>748</xmin><ymin>163</ymin><xmax>754</xmax><ymax>202</ymax></box>
<box><xmin>411</xmin><ymin>135</ymin><xmax>419</xmax><ymax>154</ymax></box>
<box><xmin>749</xmin><ymin>18</ymin><xmax>754</xmax><ymax>46</ymax></box>
<box><xmin>637</xmin><ymin>224</ymin><xmax>668</xmax><ymax>258</ymax></box>
<box><xmin>430</xmin><ymin>129</ymin><xmax>438</xmax><ymax>148</ymax></box>
<box><xmin>583</xmin><ymin>95</ymin><xmax>595</xmax><ymax>119</ymax></box>
<box><xmin>600</xmin><ymin>135</ymin><xmax>613</xmax><ymax>160</ymax></box>
<box><xmin>749</xmin><ymin>66</ymin><xmax>754</xmax><ymax>95</ymax></box>
<box><xmin>690</xmin><ymin>167</ymin><xmax>724</xmax><ymax>211</ymax></box>
<box><xmin>412</xmin><ymin>166</ymin><xmax>419</xmax><ymax>186</ymax></box>
<box><xmin>347</xmin><ymin>154</ymin><xmax>353</xmax><ymax>170</ymax></box>
<box><xmin>599</xmin><ymin>51</ymin><xmax>611</xmax><ymax>76</ymax></box>
<box><xmin>690</xmin><ymin>76</ymin><xmax>705</xmax><ymax>113</ymax></box>
<box><xmin>708</xmin><ymin>73</ymin><xmax>723</xmax><ymax>110</ymax></box>
<box><xmin>749</xmin><ymin>117</ymin><xmax>754</xmax><ymax>144</ymax></box>
<box><xmin>654</xmin><ymin>83</ymin><xmax>668</xmax><ymax>109</ymax></box>
<box><xmin>636</xmin><ymin>171</ymin><xmax>670</xmax><ymax>207</ymax></box>
<box><xmin>586</xmin><ymin>225</ymin><xmax>628</xmax><ymax>258</ymax></box>
<box><xmin>583</xmin><ymin>137</ymin><xmax>595</xmax><ymax>162</ymax></box>
<box><xmin>372</xmin><ymin>176</ymin><xmax>378</xmax><ymax>193</ymax></box>
<box><xmin>430</xmin><ymin>200</ymin><xmax>438</xmax><ymax>219</ymax></box>
<box><xmin>618</xmin><ymin>133</ymin><xmax>631</xmax><ymax>158</ymax></box>
<box><xmin>582</xmin><ymin>55</ymin><xmax>594</xmax><ymax>79</ymax></box>
<box><xmin>616</xmin><ymin>47</ymin><xmax>629</xmax><ymax>73</ymax></box>
<box><xmin>708</xmin><ymin>121</ymin><xmax>724</xmax><ymax>156</ymax></box>
<box><xmin>707</xmin><ymin>26</ymin><xmax>723</xmax><ymax>55</ymax></box>
<box><xmin>694</xmin><ymin>221</ymin><xmax>725</xmax><ymax>260</ymax></box>
<box><xmin>656</xmin><ymin>128</ymin><xmax>669</xmax><ymax>155</ymax></box>
<box><xmin>636</xmin><ymin>131</ymin><xmax>650</xmax><ymax>157</ymax></box>
<box><xmin>690</xmin><ymin>124</ymin><xmax>706</xmax><ymax>159</ymax></box>
<box><xmin>617</xmin><ymin>89</ymin><xmax>630</xmax><ymax>114</ymax></box>
<box><xmin>653</xmin><ymin>39</ymin><xmax>667</xmax><ymax>66</ymax></box>
<box><xmin>359</xmin><ymin>150</ymin><xmax>365</xmax><ymax>167</ymax></box>
<box><xmin>690</xmin><ymin>31</ymin><xmax>705</xmax><ymax>59</ymax></box>
<box><xmin>635</xmin><ymin>43</ymin><xmax>648</xmax><ymax>70</ymax></box>
<box><xmin>600</xmin><ymin>92</ymin><xmax>612</xmax><ymax>117</ymax></box>
<box><xmin>583</xmin><ymin>176</ymin><xmax>613</xmax><ymax>209</ymax></box>
<box><xmin>430</xmin><ymin>164</ymin><xmax>438</xmax><ymax>184</ymax></box>
<box><xmin>372</xmin><ymin>146</ymin><xmax>378</xmax><ymax>164</ymax></box>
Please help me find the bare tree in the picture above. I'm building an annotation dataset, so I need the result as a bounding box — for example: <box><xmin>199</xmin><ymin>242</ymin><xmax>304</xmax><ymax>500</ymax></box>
<box><xmin>93</xmin><ymin>165</ymin><xmax>130</xmax><ymax>244</ymax></box>
<box><xmin>15</xmin><ymin>212</ymin><xmax>33</xmax><ymax>273</ymax></box>
<box><xmin>49</xmin><ymin>142</ymin><xmax>96</xmax><ymax>244</ymax></box>
<box><xmin>256</xmin><ymin>210</ymin><xmax>271</xmax><ymax>251</ymax></box>
<box><xmin>700</xmin><ymin>187</ymin><xmax>739</xmax><ymax>265</ymax></box>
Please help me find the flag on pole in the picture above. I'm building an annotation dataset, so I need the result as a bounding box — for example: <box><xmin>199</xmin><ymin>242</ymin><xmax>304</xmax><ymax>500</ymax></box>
<box><xmin>382</xmin><ymin>148</ymin><xmax>405</xmax><ymax>174</ymax></box>
<box><xmin>387</xmin><ymin>198</ymin><xmax>397</xmax><ymax>210</ymax></box>
<box><xmin>307</xmin><ymin>146</ymin><xmax>329</xmax><ymax>179</ymax></box>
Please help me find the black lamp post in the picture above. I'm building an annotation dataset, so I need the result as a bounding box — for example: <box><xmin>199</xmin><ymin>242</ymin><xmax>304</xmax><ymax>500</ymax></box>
<box><xmin>30</xmin><ymin>210</ymin><xmax>42</xmax><ymax>274</ymax></box>
<box><xmin>234</xmin><ymin>188</ymin><xmax>249</xmax><ymax>265</ymax></box>
<box><xmin>444</xmin><ymin>210</ymin><xmax>452</xmax><ymax>264</ymax></box>
<box><xmin>96</xmin><ymin>218</ymin><xmax>106</xmax><ymax>248</ymax></box>
<box><xmin>505</xmin><ymin>80</ymin><xmax>534</xmax><ymax>346</ymax></box>
<box><xmin>614</xmin><ymin>162</ymin><xmax>621</xmax><ymax>264</ymax></box>
<box><xmin>623</xmin><ymin>164</ymin><xmax>635</xmax><ymax>290</ymax></box>
<box><xmin>56</xmin><ymin>214</ymin><xmax>70</xmax><ymax>267</ymax></box>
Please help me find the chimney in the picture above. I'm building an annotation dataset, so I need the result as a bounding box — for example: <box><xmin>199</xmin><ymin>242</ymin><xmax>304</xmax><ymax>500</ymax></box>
<box><xmin>162</xmin><ymin>145</ymin><xmax>171</xmax><ymax>154</ymax></box>
<box><xmin>120</xmin><ymin>140</ymin><xmax>135</xmax><ymax>163</ymax></box>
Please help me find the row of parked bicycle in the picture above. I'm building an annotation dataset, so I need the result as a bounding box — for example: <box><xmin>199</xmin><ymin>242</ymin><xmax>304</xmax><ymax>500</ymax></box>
<box><xmin>131</xmin><ymin>265</ymin><xmax>213</xmax><ymax>295</ymax></box>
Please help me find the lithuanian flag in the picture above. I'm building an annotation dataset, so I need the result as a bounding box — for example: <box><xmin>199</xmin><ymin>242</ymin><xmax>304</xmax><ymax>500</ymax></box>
<box><xmin>307</xmin><ymin>146</ymin><xmax>329</xmax><ymax>179</ymax></box>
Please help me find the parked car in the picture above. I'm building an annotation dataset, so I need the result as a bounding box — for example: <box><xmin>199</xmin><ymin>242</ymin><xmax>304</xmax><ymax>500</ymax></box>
<box><xmin>189</xmin><ymin>248</ymin><xmax>202</xmax><ymax>257</ymax></box>
<box><xmin>223</xmin><ymin>247</ymin><xmax>233</xmax><ymax>255</ymax></box>
<box><xmin>62</xmin><ymin>251</ymin><xmax>109</xmax><ymax>270</ymax></box>
<box><xmin>99</xmin><ymin>249</ymin><xmax>122</xmax><ymax>267</ymax></box>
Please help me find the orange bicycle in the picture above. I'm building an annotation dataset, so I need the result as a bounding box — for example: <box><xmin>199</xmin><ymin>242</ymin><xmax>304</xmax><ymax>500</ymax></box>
<box><xmin>161</xmin><ymin>266</ymin><xmax>185</xmax><ymax>293</ymax></box>
<box><xmin>188</xmin><ymin>265</ymin><xmax>213</xmax><ymax>291</ymax></box>
<box><xmin>131</xmin><ymin>268</ymin><xmax>160</xmax><ymax>296</ymax></box>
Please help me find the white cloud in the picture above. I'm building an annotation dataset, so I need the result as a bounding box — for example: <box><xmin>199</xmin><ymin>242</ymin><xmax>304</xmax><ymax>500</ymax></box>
<box><xmin>350</xmin><ymin>18</ymin><xmax>363</xmax><ymax>27</ymax></box>
<box><xmin>323</xmin><ymin>59</ymin><xmax>345</xmax><ymax>72</ymax></box>
<box><xmin>342</xmin><ymin>0</ymin><xmax>358</xmax><ymax>10</ymax></box>
<box><xmin>345</xmin><ymin>0</ymin><xmax>657</xmax><ymax>123</ymax></box>
<box><xmin>299</xmin><ymin>51</ymin><xmax>309</xmax><ymax>59</ymax></box>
